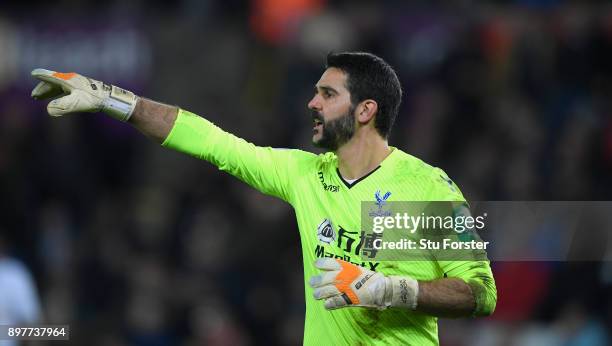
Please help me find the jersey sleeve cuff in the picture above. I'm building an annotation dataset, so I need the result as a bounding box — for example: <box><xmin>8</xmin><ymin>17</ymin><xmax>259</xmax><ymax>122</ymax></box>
<box><xmin>161</xmin><ymin>108</ymin><xmax>215</xmax><ymax>158</ymax></box>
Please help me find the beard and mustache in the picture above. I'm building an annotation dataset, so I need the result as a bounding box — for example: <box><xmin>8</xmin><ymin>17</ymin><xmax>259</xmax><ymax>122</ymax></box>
<box><xmin>312</xmin><ymin>104</ymin><xmax>357</xmax><ymax>151</ymax></box>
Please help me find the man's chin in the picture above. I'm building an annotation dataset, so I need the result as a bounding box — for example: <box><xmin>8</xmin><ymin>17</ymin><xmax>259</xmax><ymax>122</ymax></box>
<box><xmin>312</xmin><ymin>137</ymin><xmax>336</xmax><ymax>151</ymax></box>
<box><xmin>312</xmin><ymin>138</ymin><xmax>325</xmax><ymax>149</ymax></box>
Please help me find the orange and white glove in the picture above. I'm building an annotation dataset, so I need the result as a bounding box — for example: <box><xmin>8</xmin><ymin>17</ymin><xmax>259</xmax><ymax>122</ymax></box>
<box><xmin>309</xmin><ymin>258</ymin><xmax>419</xmax><ymax>310</ymax></box>
<box><xmin>31</xmin><ymin>68</ymin><xmax>138</xmax><ymax>121</ymax></box>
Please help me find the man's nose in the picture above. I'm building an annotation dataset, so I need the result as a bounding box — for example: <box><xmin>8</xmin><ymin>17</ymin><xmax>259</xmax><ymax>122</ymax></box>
<box><xmin>308</xmin><ymin>95</ymin><xmax>321</xmax><ymax>111</ymax></box>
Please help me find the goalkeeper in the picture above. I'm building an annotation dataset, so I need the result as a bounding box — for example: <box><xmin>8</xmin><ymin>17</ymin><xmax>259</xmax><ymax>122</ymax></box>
<box><xmin>31</xmin><ymin>52</ymin><xmax>496</xmax><ymax>345</ymax></box>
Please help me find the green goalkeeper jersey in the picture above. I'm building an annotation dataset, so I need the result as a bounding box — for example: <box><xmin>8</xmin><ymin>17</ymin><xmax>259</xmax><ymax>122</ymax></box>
<box><xmin>163</xmin><ymin>110</ymin><xmax>497</xmax><ymax>346</ymax></box>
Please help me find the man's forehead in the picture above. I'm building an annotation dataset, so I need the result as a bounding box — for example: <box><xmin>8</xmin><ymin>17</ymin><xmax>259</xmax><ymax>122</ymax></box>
<box><xmin>316</xmin><ymin>67</ymin><xmax>347</xmax><ymax>90</ymax></box>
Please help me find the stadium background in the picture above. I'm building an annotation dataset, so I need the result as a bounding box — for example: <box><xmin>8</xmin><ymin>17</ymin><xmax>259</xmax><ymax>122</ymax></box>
<box><xmin>1</xmin><ymin>0</ymin><xmax>611</xmax><ymax>345</ymax></box>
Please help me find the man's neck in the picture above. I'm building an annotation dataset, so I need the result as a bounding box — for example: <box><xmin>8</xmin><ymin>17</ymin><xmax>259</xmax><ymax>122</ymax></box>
<box><xmin>335</xmin><ymin>132</ymin><xmax>392</xmax><ymax>180</ymax></box>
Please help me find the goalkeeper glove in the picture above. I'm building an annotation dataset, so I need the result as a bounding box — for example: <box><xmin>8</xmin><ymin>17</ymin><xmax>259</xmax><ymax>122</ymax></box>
<box><xmin>30</xmin><ymin>68</ymin><xmax>138</xmax><ymax>122</ymax></box>
<box><xmin>309</xmin><ymin>258</ymin><xmax>419</xmax><ymax>310</ymax></box>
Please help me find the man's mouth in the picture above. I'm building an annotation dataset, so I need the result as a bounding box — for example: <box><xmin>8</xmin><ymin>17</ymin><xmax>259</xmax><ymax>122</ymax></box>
<box><xmin>313</xmin><ymin>117</ymin><xmax>323</xmax><ymax>131</ymax></box>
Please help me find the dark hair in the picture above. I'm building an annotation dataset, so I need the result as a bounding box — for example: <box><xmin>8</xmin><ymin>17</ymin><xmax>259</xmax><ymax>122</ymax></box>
<box><xmin>326</xmin><ymin>52</ymin><xmax>402</xmax><ymax>138</ymax></box>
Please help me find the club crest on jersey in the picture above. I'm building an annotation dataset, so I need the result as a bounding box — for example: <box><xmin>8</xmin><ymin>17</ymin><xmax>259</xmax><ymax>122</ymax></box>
<box><xmin>316</xmin><ymin>219</ymin><xmax>336</xmax><ymax>244</ymax></box>
<box><xmin>369</xmin><ymin>190</ymin><xmax>392</xmax><ymax>217</ymax></box>
<box><xmin>375</xmin><ymin>190</ymin><xmax>391</xmax><ymax>207</ymax></box>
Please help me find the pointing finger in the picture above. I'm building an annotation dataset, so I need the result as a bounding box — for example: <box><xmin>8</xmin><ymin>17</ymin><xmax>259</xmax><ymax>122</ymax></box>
<box><xmin>31</xmin><ymin>81</ymin><xmax>64</xmax><ymax>100</ymax></box>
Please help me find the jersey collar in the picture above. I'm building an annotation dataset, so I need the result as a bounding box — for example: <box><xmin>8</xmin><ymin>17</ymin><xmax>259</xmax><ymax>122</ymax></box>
<box><xmin>335</xmin><ymin>147</ymin><xmax>399</xmax><ymax>189</ymax></box>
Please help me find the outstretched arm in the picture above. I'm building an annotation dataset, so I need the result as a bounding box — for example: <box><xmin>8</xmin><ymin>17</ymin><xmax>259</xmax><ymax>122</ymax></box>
<box><xmin>129</xmin><ymin>98</ymin><xmax>178</xmax><ymax>143</ymax></box>
<box><xmin>30</xmin><ymin>68</ymin><xmax>178</xmax><ymax>143</ymax></box>
<box><xmin>30</xmin><ymin>68</ymin><xmax>305</xmax><ymax>203</ymax></box>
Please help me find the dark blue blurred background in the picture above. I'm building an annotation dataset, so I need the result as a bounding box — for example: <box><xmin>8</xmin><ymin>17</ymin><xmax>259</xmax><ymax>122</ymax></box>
<box><xmin>0</xmin><ymin>1</ymin><xmax>611</xmax><ymax>345</ymax></box>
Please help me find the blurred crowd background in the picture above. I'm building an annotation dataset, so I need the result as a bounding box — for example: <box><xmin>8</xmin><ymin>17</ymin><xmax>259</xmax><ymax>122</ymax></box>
<box><xmin>1</xmin><ymin>0</ymin><xmax>611</xmax><ymax>345</ymax></box>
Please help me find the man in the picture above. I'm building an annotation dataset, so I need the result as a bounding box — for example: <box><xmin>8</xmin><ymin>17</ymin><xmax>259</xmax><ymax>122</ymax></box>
<box><xmin>0</xmin><ymin>235</ymin><xmax>42</xmax><ymax>346</ymax></box>
<box><xmin>31</xmin><ymin>52</ymin><xmax>496</xmax><ymax>345</ymax></box>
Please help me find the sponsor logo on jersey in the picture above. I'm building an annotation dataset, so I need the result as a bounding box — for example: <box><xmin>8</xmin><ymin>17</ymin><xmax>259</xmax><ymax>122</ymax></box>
<box><xmin>318</xmin><ymin>171</ymin><xmax>339</xmax><ymax>192</ymax></box>
<box><xmin>314</xmin><ymin>223</ymin><xmax>381</xmax><ymax>270</ymax></box>
<box><xmin>316</xmin><ymin>219</ymin><xmax>336</xmax><ymax>244</ymax></box>
<box><xmin>314</xmin><ymin>244</ymin><xmax>380</xmax><ymax>271</ymax></box>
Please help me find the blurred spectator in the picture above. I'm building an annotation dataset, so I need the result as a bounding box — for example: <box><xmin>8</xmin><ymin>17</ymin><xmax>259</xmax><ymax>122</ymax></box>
<box><xmin>0</xmin><ymin>234</ymin><xmax>42</xmax><ymax>346</ymax></box>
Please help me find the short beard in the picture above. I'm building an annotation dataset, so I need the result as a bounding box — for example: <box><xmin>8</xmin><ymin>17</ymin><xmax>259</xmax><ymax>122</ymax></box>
<box><xmin>313</xmin><ymin>104</ymin><xmax>356</xmax><ymax>151</ymax></box>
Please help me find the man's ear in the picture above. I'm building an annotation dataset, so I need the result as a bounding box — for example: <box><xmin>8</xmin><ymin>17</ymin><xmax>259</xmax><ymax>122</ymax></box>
<box><xmin>356</xmin><ymin>99</ymin><xmax>378</xmax><ymax>124</ymax></box>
